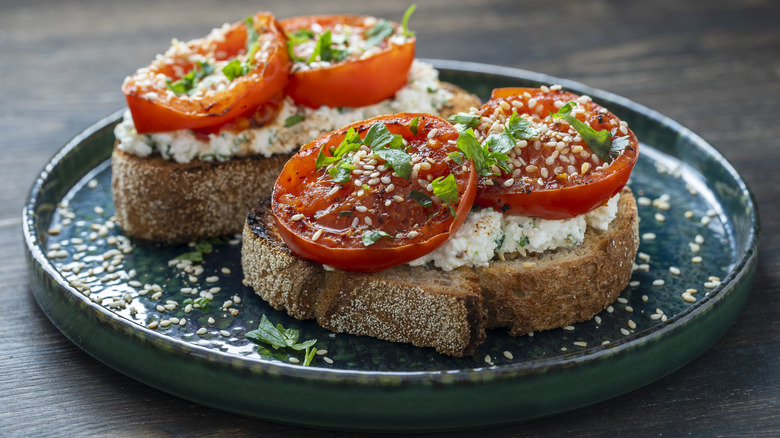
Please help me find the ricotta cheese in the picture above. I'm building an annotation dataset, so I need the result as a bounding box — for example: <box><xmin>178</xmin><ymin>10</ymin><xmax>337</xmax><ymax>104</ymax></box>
<box><xmin>409</xmin><ymin>193</ymin><xmax>621</xmax><ymax>271</ymax></box>
<box><xmin>114</xmin><ymin>61</ymin><xmax>453</xmax><ymax>164</ymax></box>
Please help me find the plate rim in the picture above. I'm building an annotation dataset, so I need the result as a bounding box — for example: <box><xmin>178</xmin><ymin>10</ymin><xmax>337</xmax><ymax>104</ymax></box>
<box><xmin>23</xmin><ymin>59</ymin><xmax>760</xmax><ymax>427</ymax></box>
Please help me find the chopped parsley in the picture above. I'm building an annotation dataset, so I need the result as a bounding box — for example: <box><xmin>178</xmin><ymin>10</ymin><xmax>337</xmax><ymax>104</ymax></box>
<box><xmin>246</xmin><ymin>315</ymin><xmax>318</xmax><ymax>366</ymax></box>
<box><xmin>431</xmin><ymin>173</ymin><xmax>460</xmax><ymax>217</ymax></box>
<box><xmin>286</xmin><ymin>28</ymin><xmax>316</xmax><ymax>62</ymax></box>
<box><xmin>166</xmin><ymin>61</ymin><xmax>215</xmax><ymax>96</ymax></box>
<box><xmin>550</xmin><ymin>101</ymin><xmax>628</xmax><ymax>163</ymax></box>
<box><xmin>410</xmin><ymin>116</ymin><xmax>420</xmax><ymax>136</ymax></box>
<box><xmin>316</xmin><ymin>122</ymin><xmax>412</xmax><ymax>183</ymax></box>
<box><xmin>309</xmin><ymin>30</ymin><xmax>349</xmax><ymax>64</ymax></box>
<box><xmin>284</xmin><ymin>114</ymin><xmax>306</xmax><ymax>127</ymax></box>
<box><xmin>447</xmin><ymin>112</ymin><xmax>481</xmax><ymax>132</ymax></box>
<box><xmin>365</xmin><ymin>19</ymin><xmax>395</xmax><ymax>48</ymax></box>
<box><xmin>361</xmin><ymin>230</ymin><xmax>395</xmax><ymax>246</ymax></box>
<box><xmin>407</xmin><ymin>189</ymin><xmax>433</xmax><ymax>208</ymax></box>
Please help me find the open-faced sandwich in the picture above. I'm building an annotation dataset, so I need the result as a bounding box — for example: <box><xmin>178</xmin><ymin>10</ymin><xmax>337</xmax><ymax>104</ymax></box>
<box><xmin>112</xmin><ymin>7</ymin><xmax>480</xmax><ymax>243</ymax></box>
<box><xmin>241</xmin><ymin>86</ymin><xmax>640</xmax><ymax>356</ymax></box>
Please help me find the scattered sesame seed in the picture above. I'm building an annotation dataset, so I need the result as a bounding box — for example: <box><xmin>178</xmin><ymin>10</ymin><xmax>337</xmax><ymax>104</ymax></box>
<box><xmin>312</xmin><ymin>229</ymin><xmax>323</xmax><ymax>241</ymax></box>
<box><xmin>692</xmin><ymin>256</ymin><xmax>703</xmax><ymax>264</ymax></box>
<box><xmin>625</xmin><ymin>306</ymin><xmax>634</xmax><ymax>313</ymax></box>
<box><xmin>220</xmin><ymin>330</ymin><xmax>231</xmax><ymax>338</ymax></box>
<box><xmin>196</xmin><ymin>327</ymin><xmax>207</xmax><ymax>335</ymax></box>
<box><xmin>503</xmin><ymin>351</ymin><xmax>514</xmax><ymax>360</ymax></box>
<box><xmin>682</xmin><ymin>292</ymin><xmax>696</xmax><ymax>303</ymax></box>
<box><xmin>147</xmin><ymin>321</ymin><xmax>159</xmax><ymax>329</ymax></box>
<box><xmin>620</xmin><ymin>328</ymin><xmax>630</xmax><ymax>336</ymax></box>
<box><xmin>594</xmin><ymin>315</ymin><xmax>602</xmax><ymax>324</ymax></box>
<box><xmin>652</xmin><ymin>279</ymin><xmax>665</xmax><ymax>287</ymax></box>
<box><xmin>323</xmin><ymin>357</ymin><xmax>334</xmax><ymax>365</ymax></box>
<box><xmin>617</xmin><ymin>297</ymin><xmax>628</xmax><ymax>304</ymax></box>
<box><xmin>629</xmin><ymin>280</ymin><xmax>640</xmax><ymax>287</ymax></box>
<box><xmin>628</xmin><ymin>320</ymin><xmax>637</xmax><ymax>330</ymax></box>
<box><xmin>607</xmin><ymin>305</ymin><xmax>614</xmax><ymax>313</ymax></box>
<box><xmin>573</xmin><ymin>341</ymin><xmax>588</xmax><ymax>347</ymax></box>
<box><xmin>669</xmin><ymin>266</ymin><xmax>681</xmax><ymax>275</ymax></box>
<box><xmin>642</xmin><ymin>232</ymin><xmax>657</xmax><ymax>241</ymax></box>
<box><xmin>563</xmin><ymin>325</ymin><xmax>575</xmax><ymax>331</ymax></box>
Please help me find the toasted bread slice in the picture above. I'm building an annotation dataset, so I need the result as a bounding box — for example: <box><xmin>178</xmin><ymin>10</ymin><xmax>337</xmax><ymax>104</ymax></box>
<box><xmin>112</xmin><ymin>83</ymin><xmax>481</xmax><ymax>243</ymax></box>
<box><xmin>241</xmin><ymin>188</ymin><xmax>638</xmax><ymax>356</ymax></box>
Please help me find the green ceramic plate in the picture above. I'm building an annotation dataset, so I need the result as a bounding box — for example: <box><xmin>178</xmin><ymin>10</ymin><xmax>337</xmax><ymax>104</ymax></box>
<box><xmin>24</xmin><ymin>60</ymin><xmax>759</xmax><ymax>432</ymax></box>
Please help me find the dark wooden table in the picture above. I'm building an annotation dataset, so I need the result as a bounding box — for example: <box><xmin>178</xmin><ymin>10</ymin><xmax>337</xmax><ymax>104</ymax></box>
<box><xmin>2</xmin><ymin>0</ymin><xmax>779</xmax><ymax>435</ymax></box>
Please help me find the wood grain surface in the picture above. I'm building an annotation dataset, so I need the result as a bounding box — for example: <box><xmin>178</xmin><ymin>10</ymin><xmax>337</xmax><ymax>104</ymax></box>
<box><xmin>2</xmin><ymin>0</ymin><xmax>779</xmax><ymax>436</ymax></box>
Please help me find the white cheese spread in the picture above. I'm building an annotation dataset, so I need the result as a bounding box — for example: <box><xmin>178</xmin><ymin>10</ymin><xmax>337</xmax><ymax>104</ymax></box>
<box><xmin>114</xmin><ymin>60</ymin><xmax>453</xmax><ymax>164</ymax></box>
<box><xmin>408</xmin><ymin>193</ymin><xmax>621</xmax><ymax>271</ymax></box>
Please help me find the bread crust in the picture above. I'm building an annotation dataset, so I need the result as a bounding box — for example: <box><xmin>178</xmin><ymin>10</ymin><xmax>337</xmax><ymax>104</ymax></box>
<box><xmin>112</xmin><ymin>82</ymin><xmax>481</xmax><ymax>244</ymax></box>
<box><xmin>112</xmin><ymin>148</ymin><xmax>294</xmax><ymax>243</ymax></box>
<box><xmin>241</xmin><ymin>188</ymin><xmax>639</xmax><ymax>356</ymax></box>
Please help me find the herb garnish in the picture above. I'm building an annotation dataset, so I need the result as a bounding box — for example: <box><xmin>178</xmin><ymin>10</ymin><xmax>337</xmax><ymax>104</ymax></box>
<box><xmin>316</xmin><ymin>122</ymin><xmax>412</xmax><ymax>183</ymax></box>
<box><xmin>176</xmin><ymin>240</ymin><xmax>215</xmax><ymax>263</ymax></box>
<box><xmin>431</xmin><ymin>174</ymin><xmax>460</xmax><ymax>217</ymax></box>
<box><xmin>286</xmin><ymin>28</ymin><xmax>316</xmax><ymax>62</ymax></box>
<box><xmin>166</xmin><ymin>61</ymin><xmax>215</xmax><ymax>96</ymax></box>
<box><xmin>550</xmin><ymin>101</ymin><xmax>628</xmax><ymax>163</ymax></box>
<box><xmin>246</xmin><ymin>315</ymin><xmax>318</xmax><ymax>366</ymax></box>
<box><xmin>221</xmin><ymin>16</ymin><xmax>262</xmax><ymax>81</ymax></box>
<box><xmin>361</xmin><ymin>230</ymin><xmax>395</xmax><ymax>246</ymax></box>
<box><xmin>309</xmin><ymin>30</ymin><xmax>349</xmax><ymax>64</ymax></box>
<box><xmin>401</xmin><ymin>4</ymin><xmax>417</xmax><ymax>37</ymax></box>
<box><xmin>410</xmin><ymin>116</ymin><xmax>420</xmax><ymax>136</ymax></box>
<box><xmin>447</xmin><ymin>113</ymin><xmax>481</xmax><ymax>132</ymax></box>
<box><xmin>407</xmin><ymin>189</ymin><xmax>433</xmax><ymax>208</ymax></box>
<box><xmin>284</xmin><ymin>114</ymin><xmax>306</xmax><ymax>127</ymax></box>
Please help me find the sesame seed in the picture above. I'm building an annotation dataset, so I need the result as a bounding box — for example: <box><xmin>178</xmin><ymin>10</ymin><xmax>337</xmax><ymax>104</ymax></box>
<box><xmin>617</xmin><ymin>297</ymin><xmax>628</xmax><ymax>304</ymax></box>
<box><xmin>196</xmin><ymin>327</ymin><xmax>207</xmax><ymax>335</ymax></box>
<box><xmin>147</xmin><ymin>321</ymin><xmax>159</xmax><ymax>329</ymax></box>
<box><xmin>220</xmin><ymin>330</ymin><xmax>231</xmax><ymax>338</ymax></box>
<box><xmin>386</xmin><ymin>183</ymin><xmax>395</xmax><ymax>193</ymax></box>
<box><xmin>205</xmin><ymin>276</ymin><xmax>219</xmax><ymax>283</ymax></box>
<box><xmin>291</xmin><ymin>214</ymin><xmax>304</xmax><ymax>221</ymax></box>
<box><xmin>692</xmin><ymin>256</ymin><xmax>703</xmax><ymax>264</ymax></box>
<box><xmin>355</xmin><ymin>205</ymin><xmax>368</xmax><ymax>212</ymax></box>
<box><xmin>653</xmin><ymin>279</ymin><xmax>665</xmax><ymax>286</ymax></box>
<box><xmin>393</xmin><ymin>195</ymin><xmax>404</xmax><ymax>203</ymax></box>
<box><xmin>628</xmin><ymin>320</ymin><xmax>637</xmax><ymax>330</ymax></box>
<box><xmin>642</xmin><ymin>232</ymin><xmax>657</xmax><ymax>241</ymax></box>
<box><xmin>573</xmin><ymin>341</ymin><xmax>587</xmax><ymax>347</ymax></box>
<box><xmin>364</xmin><ymin>217</ymin><xmax>373</xmax><ymax>226</ymax></box>
<box><xmin>686</xmin><ymin>288</ymin><xmax>698</xmax><ymax>294</ymax></box>
<box><xmin>312</xmin><ymin>229</ymin><xmax>323</xmax><ymax>241</ymax></box>
<box><xmin>621</xmin><ymin>328</ymin><xmax>630</xmax><ymax>336</ymax></box>
<box><xmin>625</xmin><ymin>306</ymin><xmax>634</xmax><ymax>313</ymax></box>
<box><xmin>638</xmin><ymin>252</ymin><xmax>651</xmax><ymax>262</ymax></box>
<box><xmin>594</xmin><ymin>315</ymin><xmax>602</xmax><ymax>324</ymax></box>
<box><xmin>323</xmin><ymin>357</ymin><xmax>334</xmax><ymax>364</ymax></box>
<box><xmin>669</xmin><ymin>266</ymin><xmax>681</xmax><ymax>275</ymax></box>
<box><xmin>682</xmin><ymin>292</ymin><xmax>696</xmax><ymax>303</ymax></box>
<box><xmin>684</xmin><ymin>210</ymin><xmax>694</xmax><ymax>218</ymax></box>
<box><xmin>704</xmin><ymin>281</ymin><xmax>720</xmax><ymax>289</ymax></box>
<box><xmin>563</xmin><ymin>325</ymin><xmax>575</xmax><ymax>331</ymax></box>
<box><xmin>160</xmin><ymin>320</ymin><xmax>172</xmax><ymax>328</ymax></box>
<box><xmin>503</xmin><ymin>178</ymin><xmax>514</xmax><ymax>187</ymax></box>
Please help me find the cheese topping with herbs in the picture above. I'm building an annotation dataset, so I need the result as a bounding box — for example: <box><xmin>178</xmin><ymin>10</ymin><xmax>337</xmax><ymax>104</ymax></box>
<box><xmin>408</xmin><ymin>193</ymin><xmax>621</xmax><ymax>271</ymax></box>
<box><xmin>114</xmin><ymin>61</ymin><xmax>451</xmax><ymax>163</ymax></box>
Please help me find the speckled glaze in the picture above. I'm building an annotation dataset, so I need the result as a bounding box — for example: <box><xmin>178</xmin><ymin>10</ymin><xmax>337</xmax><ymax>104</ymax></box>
<box><xmin>24</xmin><ymin>60</ymin><xmax>759</xmax><ymax>431</ymax></box>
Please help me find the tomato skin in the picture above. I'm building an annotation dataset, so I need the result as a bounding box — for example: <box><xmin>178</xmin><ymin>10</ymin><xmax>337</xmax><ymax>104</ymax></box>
<box><xmin>272</xmin><ymin>113</ymin><xmax>476</xmax><ymax>273</ymax></box>
<box><xmin>475</xmin><ymin>87</ymin><xmax>638</xmax><ymax>219</ymax></box>
<box><xmin>122</xmin><ymin>12</ymin><xmax>291</xmax><ymax>134</ymax></box>
<box><xmin>280</xmin><ymin>15</ymin><xmax>415</xmax><ymax>108</ymax></box>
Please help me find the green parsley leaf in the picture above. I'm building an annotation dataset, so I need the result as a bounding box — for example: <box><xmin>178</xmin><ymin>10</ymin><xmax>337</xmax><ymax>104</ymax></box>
<box><xmin>286</xmin><ymin>28</ymin><xmax>316</xmax><ymax>62</ymax></box>
<box><xmin>447</xmin><ymin>113</ymin><xmax>481</xmax><ymax>132</ymax></box>
<box><xmin>431</xmin><ymin>174</ymin><xmax>459</xmax><ymax>205</ymax></box>
<box><xmin>373</xmin><ymin>148</ymin><xmax>412</xmax><ymax>180</ymax></box>
<box><xmin>361</xmin><ymin>230</ymin><xmax>394</xmax><ymax>246</ymax></box>
<box><xmin>246</xmin><ymin>315</ymin><xmax>289</xmax><ymax>349</ymax></box>
<box><xmin>193</xmin><ymin>297</ymin><xmax>211</xmax><ymax>310</ymax></box>
<box><xmin>505</xmin><ymin>111</ymin><xmax>539</xmax><ymax>140</ymax></box>
<box><xmin>194</xmin><ymin>241</ymin><xmax>213</xmax><ymax>254</ymax></box>
<box><xmin>363</xmin><ymin>122</ymin><xmax>396</xmax><ymax>150</ymax></box>
<box><xmin>456</xmin><ymin>130</ymin><xmax>492</xmax><ymax>176</ymax></box>
<box><xmin>483</xmin><ymin>130</ymin><xmax>516</xmax><ymax>155</ymax></box>
<box><xmin>447</xmin><ymin>151</ymin><xmax>464</xmax><ymax>165</ymax></box>
<box><xmin>328</xmin><ymin>162</ymin><xmax>354</xmax><ymax>183</ymax></box>
<box><xmin>284</xmin><ymin>114</ymin><xmax>306</xmax><ymax>127</ymax></box>
<box><xmin>550</xmin><ymin>101</ymin><xmax>616</xmax><ymax>163</ymax></box>
<box><xmin>407</xmin><ymin>190</ymin><xmax>433</xmax><ymax>208</ymax></box>
<box><xmin>315</xmin><ymin>145</ymin><xmax>341</xmax><ymax>169</ymax></box>
<box><xmin>401</xmin><ymin>4</ymin><xmax>417</xmax><ymax>37</ymax></box>
<box><xmin>243</xmin><ymin>16</ymin><xmax>259</xmax><ymax>53</ymax></box>
<box><xmin>166</xmin><ymin>61</ymin><xmax>215</xmax><ymax>96</ymax></box>
<box><xmin>410</xmin><ymin>116</ymin><xmax>419</xmax><ymax>136</ymax></box>
<box><xmin>176</xmin><ymin>251</ymin><xmax>203</xmax><ymax>262</ymax></box>
<box><xmin>365</xmin><ymin>19</ymin><xmax>395</xmax><ymax>48</ymax></box>
<box><xmin>308</xmin><ymin>30</ymin><xmax>348</xmax><ymax>63</ymax></box>
<box><xmin>610</xmin><ymin>135</ymin><xmax>631</xmax><ymax>159</ymax></box>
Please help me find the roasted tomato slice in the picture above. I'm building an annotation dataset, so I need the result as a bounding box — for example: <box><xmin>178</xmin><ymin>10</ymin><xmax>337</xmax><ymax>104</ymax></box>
<box><xmin>121</xmin><ymin>12</ymin><xmax>291</xmax><ymax>134</ymax></box>
<box><xmin>280</xmin><ymin>13</ymin><xmax>415</xmax><ymax>108</ymax></box>
<box><xmin>272</xmin><ymin>113</ymin><xmax>476</xmax><ymax>273</ymax></box>
<box><xmin>467</xmin><ymin>86</ymin><xmax>638</xmax><ymax>219</ymax></box>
